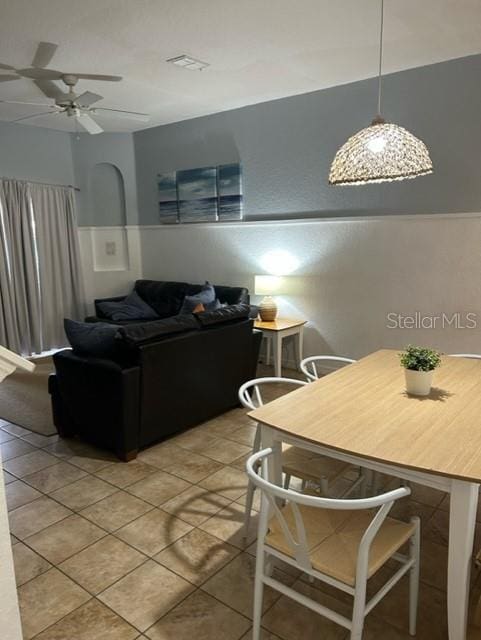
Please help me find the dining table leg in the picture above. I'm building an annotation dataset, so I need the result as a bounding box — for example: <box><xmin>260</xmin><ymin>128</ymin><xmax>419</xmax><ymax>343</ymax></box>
<box><xmin>447</xmin><ymin>480</ymin><xmax>479</xmax><ymax>639</ymax></box>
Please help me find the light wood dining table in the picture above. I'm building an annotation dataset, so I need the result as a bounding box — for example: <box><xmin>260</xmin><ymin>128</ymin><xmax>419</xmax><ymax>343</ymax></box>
<box><xmin>249</xmin><ymin>349</ymin><xmax>481</xmax><ymax>640</ymax></box>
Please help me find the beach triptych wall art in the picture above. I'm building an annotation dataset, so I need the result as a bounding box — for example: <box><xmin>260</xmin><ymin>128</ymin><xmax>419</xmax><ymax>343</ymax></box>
<box><xmin>157</xmin><ymin>163</ymin><xmax>243</xmax><ymax>224</ymax></box>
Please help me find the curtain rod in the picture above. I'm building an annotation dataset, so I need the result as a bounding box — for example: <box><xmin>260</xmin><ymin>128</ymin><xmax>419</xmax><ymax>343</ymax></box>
<box><xmin>1</xmin><ymin>177</ymin><xmax>80</xmax><ymax>192</ymax></box>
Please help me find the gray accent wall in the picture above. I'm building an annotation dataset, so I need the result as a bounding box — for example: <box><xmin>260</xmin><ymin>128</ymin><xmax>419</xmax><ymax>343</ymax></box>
<box><xmin>0</xmin><ymin>121</ymin><xmax>74</xmax><ymax>186</ymax></box>
<box><xmin>134</xmin><ymin>54</ymin><xmax>481</xmax><ymax>225</ymax></box>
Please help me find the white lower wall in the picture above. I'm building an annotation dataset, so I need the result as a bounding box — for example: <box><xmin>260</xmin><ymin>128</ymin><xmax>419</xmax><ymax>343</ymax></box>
<box><xmin>78</xmin><ymin>227</ymin><xmax>143</xmax><ymax>313</ymax></box>
<box><xmin>137</xmin><ymin>214</ymin><xmax>481</xmax><ymax>360</ymax></box>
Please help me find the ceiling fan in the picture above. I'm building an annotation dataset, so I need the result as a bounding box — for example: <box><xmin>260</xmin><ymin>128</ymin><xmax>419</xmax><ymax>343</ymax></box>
<box><xmin>0</xmin><ymin>42</ymin><xmax>149</xmax><ymax>134</ymax></box>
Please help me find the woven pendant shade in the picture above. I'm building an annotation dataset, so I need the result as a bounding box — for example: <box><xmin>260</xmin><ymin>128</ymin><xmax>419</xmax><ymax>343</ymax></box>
<box><xmin>329</xmin><ymin>118</ymin><xmax>433</xmax><ymax>186</ymax></box>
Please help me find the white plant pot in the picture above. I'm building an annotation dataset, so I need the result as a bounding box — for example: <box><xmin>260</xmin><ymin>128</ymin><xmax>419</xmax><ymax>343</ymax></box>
<box><xmin>404</xmin><ymin>369</ymin><xmax>434</xmax><ymax>396</ymax></box>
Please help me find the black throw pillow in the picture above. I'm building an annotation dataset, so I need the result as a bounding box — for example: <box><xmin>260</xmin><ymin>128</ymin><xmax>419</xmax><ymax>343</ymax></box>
<box><xmin>97</xmin><ymin>290</ymin><xmax>159</xmax><ymax>322</ymax></box>
<box><xmin>64</xmin><ymin>319</ymin><xmax>124</xmax><ymax>360</ymax></box>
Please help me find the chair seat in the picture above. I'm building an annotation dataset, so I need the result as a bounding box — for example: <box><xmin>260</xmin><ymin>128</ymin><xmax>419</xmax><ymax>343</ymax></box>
<box><xmin>281</xmin><ymin>445</ymin><xmax>350</xmax><ymax>484</ymax></box>
<box><xmin>266</xmin><ymin>503</ymin><xmax>415</xmax><ymax>586</ymax></box>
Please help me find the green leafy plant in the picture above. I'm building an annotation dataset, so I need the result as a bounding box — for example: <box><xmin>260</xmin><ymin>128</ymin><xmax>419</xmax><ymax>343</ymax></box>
<box><xmin>399</xmin><ymin>345</ymin><xmax>441</xmax><ymax>372</ymax></box>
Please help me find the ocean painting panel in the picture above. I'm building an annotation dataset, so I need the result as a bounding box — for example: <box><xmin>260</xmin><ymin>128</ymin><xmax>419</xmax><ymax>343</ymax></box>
<box><xmin>177</xmin><ymin>167</ymin><xmax>218</xmax><ymax>223</ymax></box>
<box><xmin>218</xmin><ymin>163</ymin><xmax>243</xmax><ymax>221</ymax></box>
<box><xmin>158</xmin><ymin>172</ymin><xmax>178</xmax><ymax>224</ymax></box>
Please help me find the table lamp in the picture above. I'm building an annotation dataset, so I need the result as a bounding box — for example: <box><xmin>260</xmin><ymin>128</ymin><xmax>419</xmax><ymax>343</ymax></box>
<box><xmin>255</xmin><ymin>275</ymin><xmax>284</xmax><ymax>321</ymax></box>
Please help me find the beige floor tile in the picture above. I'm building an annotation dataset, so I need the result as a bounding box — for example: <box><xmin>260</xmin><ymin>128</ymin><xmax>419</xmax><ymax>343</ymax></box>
<box><xmin>198</xmin><ymin>501</ymin><xmax>258</xmax><ymax>549</ymax></box>
<box><xmin>115</xmin><ymin>508</ymin><xmax>192</xmax><ymax>556</ymax></box>
<box><xmin>12</xmin><ymin>542</ymin><xmax>51</xmax><ymax>586</ymax></box>
<box><xmin>23</xmin><ymin>461</ymin><xmax>87</xmax><ymax>493</ymax></box>
<box><xmin>172</xmin><ymin>428</ymin><xmax>221</xmax><ymax>453</ymax></box>
<box><xmin>4</xmin><ymin>449</ymin><xmax>60</xmax><ymax>478</ymax></box>
<box><xmin>261</xmin><ymin>578</ymin><xmax>349</xmax><ymax>640</ymax></box>
<box><xmin>201</xmin><ymin>552</ymin><xmax>294</xmax><ymax>619</ymax></box>
<box><xmin>419</xmin><ymin>538</ymin><xmax>449</xmax><ymax>592</ymax></box>
<box><xmin>3</xmin><ymin>469</ymin><xmax>16</xmax><ymax>484</ymax></box>
<box><xmin>239</xmin><ymin>630</ymin><xmax>283</xmax><ymax>640</ymax></box>
<box><xmin>21</xmin><ymin>433</ymin><xmax>59</xmax><ymax>448</ymax></box>
<box><xmin>68</xmin><ymin>449</ymin><xmax>118</xmax><ymax>473</ymax></box>
<box><xmin>18</xmin><ymin>567</ymin><xmax>90</xmax><ymax>639</ymax></box>
<box><xmin>1</xmin><ymin>423</ymin><xmax>32</xmax><ymax>437</ymax></box>
<box><xmin>43</xmin><ymin>438</ymin><xmax>92</xmax><ymax>459</ymax></box>
<box><xmin>162</xmin><ymin>448</ymin><xmax>224</xmax><ymax>483</ymax></box>
<box><xmin>137</xmin><ymin>441</ymin><xmax>186</xmax><ymax>468</ymax></box>
<box><xmin>59</xmin><ymin>535</ymin><xmax>146</xmax><ymax>594</ymax></box>
<box><xmin>126</xmin><ymin>471</ymin><xmax>191</xmax><ymax>506</ymax></box>
<box><xmin>363</xmin><ymin>615</ymin><xmax>416</xmax><ymax>639</ymax></box>
<box><xmin>34</xmin><ymin>598</ymin><xmax>139</xmax><ymax>640</ymax></box>
<box><xmin>1</xmin><ymin>438</ymin><xmax>36</xmax><ymax>461</ymax></box>
<box><xmin>225</xmin><ymin>423</ymin><xmax>257</xmax><ymax>447</ymax></box>
<box><xmin>5</xmin><ymin>480</ymin><xmax>42</xmax><ymax>511</ymax></box>
<box><xmin>95</xmin><ymin>460</ymin><xmax>158</xmax><ymax>488</ymax></box>
<box><xmin>408</xmin><ymin>483</ymin><xmax>446</xmax><ymax>508</ymax></box>
<box><xmin>199</xmin><ymin>466</ymin><xmax>249</xmax><ymax>500</ymax></box>
<box><xmin>98</xmin><ymin>560</ymin><xmax>194</xmax><ymax>632</ymax></box>
<box><xmin>155</xmin><ymin>528</ymin><xmax>239</xmax><ymax>586</ymax></box>
<box><xmin>8</xmin><ymin>496</ymin><xmax>72</xmax><ymax>539</ymax></box>
<box><xmin>199</xmin><ymin>437</ymin><xmax>252</xmax><ymax>465</ymax></box>
<box><xmin>50</xmin><ymin>474</ymin><xmax>118</xmax><ymax>511</ymax></box>
<box><xmin>389</xmin><ymin>498</ymin><xmax>435</xmax><ymax>530</ymax></box>
<box><xmin>0</xmin><ymin>429</ymin><xmax>16</xmax><ymax>443</ymax></box>
<box><xmin>80</xmin><ymin>490</ymin><xmax>153</xmax><ymax>532</ymax></box>
<box><xmin>161</xmin><ymin>485</ymin><xmax>231</xmax><ymax>526</ymax></box>
<box><xmin>145</xmin><ymin>590</ymin><xmax>250</xmax><ymax>640</ymax></box>
<box><xmin>24</xmin><ymin>514</ymin><xmax>106</xmax><ymax>564</ymax></box>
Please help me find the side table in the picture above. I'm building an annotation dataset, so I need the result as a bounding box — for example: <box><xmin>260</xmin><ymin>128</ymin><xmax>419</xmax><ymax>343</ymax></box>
<box><xmin>253</xmin><ymin>318</ymin><xmax>306</xmax><ymax>377</ymax></box>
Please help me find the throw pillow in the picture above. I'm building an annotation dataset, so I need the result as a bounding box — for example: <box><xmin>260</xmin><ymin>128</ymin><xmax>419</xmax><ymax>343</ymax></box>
<box><xmin>97</xmin><ymin>290</ymin><xmax>159</xmax><ymax>322</ymax></box>
<box><xmin>180</xmin><ymin>281</ymin><xmax>216</xmax><ymax>314</ymax></box>
<box><xmin>64</xmin><ymin>319</ymin><xmax>123</xmax><ymax>359</ymax></box>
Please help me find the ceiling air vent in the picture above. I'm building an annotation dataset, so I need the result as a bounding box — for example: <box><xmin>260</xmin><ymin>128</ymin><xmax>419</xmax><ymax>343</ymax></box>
<box><xmin>166</xmin><ymin>55</ymin><xmax>210</xmax><ymax>71</ymax></box>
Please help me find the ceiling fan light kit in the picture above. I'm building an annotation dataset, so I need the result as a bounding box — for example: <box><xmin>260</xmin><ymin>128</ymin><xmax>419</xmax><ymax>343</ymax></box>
<box><xmin>0</xmin><ymin>42</ymin><xmax>149</xmax><ymax>135</ymax></box>
<box><xmin>329</xmin><ymin>0</ymin><xmax>433</xmax><ymax>186</ymax></box>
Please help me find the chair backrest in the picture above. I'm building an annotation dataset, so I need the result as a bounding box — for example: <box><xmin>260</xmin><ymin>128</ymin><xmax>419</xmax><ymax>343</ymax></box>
<box><xmin>449</xmin><ymin>353</ymin><xmax>481</xmax><ymax>359</ymax></box>
<box><xmin>238</xmin><ymin>377</ymin><xmax>307</xmax><ymax>410</ymax></box>
<box><xmin>300</xmin><ymin>355</ymin><xmax>356</xmax><ymax>382</ymax></box>
<box><xmin>246</xmin><ymin>447</ymin><xmax>410</xmax><ymax>574</ymax></box>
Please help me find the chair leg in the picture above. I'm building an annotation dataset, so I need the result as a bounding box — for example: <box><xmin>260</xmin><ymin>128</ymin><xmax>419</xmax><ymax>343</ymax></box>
<box><xmin>320</xmin><ymin>477</ymin><xmax>329</xmax><ymax>496</ymax></box>
<box><xmin>243</xmin><ymin>480</ymin><xmax>255</xmax><ymax>538</ymax></box>
<box><xmin>252</xmin><ymin>548</ymin><xmax>266</xmax><ymax>640</ymax></box>
<box><xmin>409</xmin><ymin>517</ymin><xmax>421</xmax><ymax>636</ymax></box>
<box><xmin>351</xmin><ymin>575</ymin><xmax>367</xmax><ymax>640</ymax></box>
<box><xmin>283</xmin><ymin>473</ymin><xmax>291</xmax><ymax>490</ymax></box>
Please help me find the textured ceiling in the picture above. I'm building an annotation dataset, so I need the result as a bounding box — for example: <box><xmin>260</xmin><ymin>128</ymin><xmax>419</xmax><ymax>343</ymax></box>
<box><xmin>0</xmin><ymin>0</ymin><xmax>480</xmax><ymax>133</ymax></box>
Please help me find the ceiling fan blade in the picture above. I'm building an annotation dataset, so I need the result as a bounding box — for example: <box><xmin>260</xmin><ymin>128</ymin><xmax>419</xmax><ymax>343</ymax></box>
<box><xmin>75</xmin><ymin>73</ymin><xmax>122</xmax><ymax>82</ymax></box>
<box><xmin>0</xmin><ymin>99</ymin><xmax>52</xmax><ymax>106</ymax></box>
<box><xmin>33</xmin><ymin>79</ymin><xmax>65</xmax><ymax>100</ymax></box>
<box><xmin>0</xmin><ymin>75</ymin><xmax>20</xmax><ymax>82</ymax></box>
<box><xmin>77</xmin><ymin>113</ymin><xmax>103</xmax><ymax>135</ymax></box>
<box><xmin>94</xmin><ymin>107</ymin><xmax>149</xmax><ymax>122</ymax></box>
<box><xmin>76</xmin><ymin>91</ymin><xmax>103</xmax><ymax>107</ymax></box>
<box><xmin>12</xmin><ymin>111</ymin><xmax>56</xmax><ymax>123</ymax></box>
<box><xmin>17</xmin><ymin>67</ymin><xmax>63</xmax><ymax>80</ymax></box>
<box><xmin>0</xmin><ymin>63</ymin><xmax>15</xmax><ymax>70</ymax></box>
<box><xmin>32</xmin><ymin>42</ymin><xmax>58</xmax><ymax>68</ymax></box>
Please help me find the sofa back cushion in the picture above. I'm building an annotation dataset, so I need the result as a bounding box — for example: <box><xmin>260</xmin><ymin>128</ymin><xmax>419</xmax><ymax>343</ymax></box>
<box><xmin>134</xmin><ymin>280</ymin><xmax>189</xmax><ymax>318</ymax></box>
<box><xmin>97</xmin><ymin>290</ymin><xmax>159</xmax><ymax>322</ymax></box>
<box><xmin>118</xmin><ymin>315</ymin><xmax>198</xmax><ymax>346</ymax></box>
<box><xmin>195</xmin><ymin>303</ymin><xmax>251</xmax><ymax>327</ymax></box>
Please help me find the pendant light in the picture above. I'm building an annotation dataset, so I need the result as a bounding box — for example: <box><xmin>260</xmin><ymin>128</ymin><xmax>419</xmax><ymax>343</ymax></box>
<box><xmin>328</xmin><ymin>0</ymin><xmax>433</xmax><ymax>186</ymax></box>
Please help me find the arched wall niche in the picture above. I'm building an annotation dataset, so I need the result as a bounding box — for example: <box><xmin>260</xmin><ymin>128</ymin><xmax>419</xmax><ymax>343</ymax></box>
<box><xmin>90</xmin><ymin>162</ymin><xmax>127</xmax><ymax>227</ymax></box>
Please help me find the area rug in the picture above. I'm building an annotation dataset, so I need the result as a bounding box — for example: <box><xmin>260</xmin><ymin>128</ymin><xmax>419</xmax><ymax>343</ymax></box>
<box><xmin>0</xmin><ymin>355</ymin><xmax>56</xmax><ymax>436</ymax></box>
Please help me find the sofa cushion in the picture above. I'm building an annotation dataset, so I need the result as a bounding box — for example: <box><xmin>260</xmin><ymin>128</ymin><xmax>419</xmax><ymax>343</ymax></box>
<box><xmin>134</xmin><ymin>280</ymin><xmax>189</xmax><ymax>318</ymax></box>
<box><xmin>118</xmin><ymin>314</ymin><xmax>199</xmax><ymax>346</ymax></box>
<box><xmin>64</xmin><ymin>319</ymin><xmax>124</xmax><ymax>359</ymax></box>
<box><xmin>97</xmin><ymin>290</ymin><xmax>159</xmax><ymax>322</ymax></box>
<box><xmin>180</xmin><ymin>282</ymin><xmax>216</xmax><ymax>314</ymax></box>
<box><xmin>195</xmin><ymin>303</ymin><xmax>250</xmax><ymax>327</ymax></box>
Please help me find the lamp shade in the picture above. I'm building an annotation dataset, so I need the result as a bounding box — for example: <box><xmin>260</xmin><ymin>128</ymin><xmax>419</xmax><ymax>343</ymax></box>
<box><xmin>328</xmin><ymin>119</ymin><xmax>433</xmax><ymax>186</ymax></box>
<box><xmin>254</xmin><ymin>275</ymin><xmax>284</xmax><ymax>296</ymax></box>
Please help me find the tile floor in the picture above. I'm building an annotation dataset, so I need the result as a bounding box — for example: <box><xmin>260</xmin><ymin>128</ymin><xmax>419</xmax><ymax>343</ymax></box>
<box><xmin>2</xmin><ymin>377</ymin><xmax>481</xmax><ymax>639</ymax></box>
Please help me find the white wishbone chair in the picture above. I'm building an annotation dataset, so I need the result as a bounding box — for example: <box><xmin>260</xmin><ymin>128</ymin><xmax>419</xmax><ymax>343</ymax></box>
<box><xmin>239</xmin><ymin>377</ymin><xmax>365</xmax><ymax>536</ymax></box>
<box><xmin>247</xmin><ymin>447</ymin><xmax>420</xmax><ymax>640</ymax></box>
<box><xmin>300</xmin><ymin>355</ymin><xmax>356</xmax><ymax>382</ymax></box>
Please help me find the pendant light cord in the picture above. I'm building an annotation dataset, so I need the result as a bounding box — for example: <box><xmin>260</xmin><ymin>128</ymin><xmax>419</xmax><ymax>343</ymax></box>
<box><xmin>376</xmin><ymin>0</ymin><xmax>384</xmax><ymax>118</ymax></box>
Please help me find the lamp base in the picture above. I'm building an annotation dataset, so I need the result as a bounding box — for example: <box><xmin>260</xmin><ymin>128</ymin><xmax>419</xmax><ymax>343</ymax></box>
<box><xmin>259</xmin><ymin>296</ymin><xmax>278</xmax><ymax>322</ymax></box>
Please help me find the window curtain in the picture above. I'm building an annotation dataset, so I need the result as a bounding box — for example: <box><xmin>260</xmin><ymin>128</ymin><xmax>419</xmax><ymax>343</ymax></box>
<box><xmin>0</xmin><ymin>179</ymin><xmax>85</xmax><ymax>355</ymax></box>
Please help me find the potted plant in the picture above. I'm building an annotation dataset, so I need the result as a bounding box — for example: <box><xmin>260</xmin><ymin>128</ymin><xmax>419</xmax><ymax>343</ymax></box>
<box><xmin>399</xmin><ymin>345</ymin><xmax>441</xmax><ymax>396</ymax></box>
